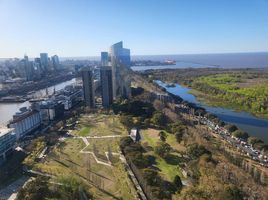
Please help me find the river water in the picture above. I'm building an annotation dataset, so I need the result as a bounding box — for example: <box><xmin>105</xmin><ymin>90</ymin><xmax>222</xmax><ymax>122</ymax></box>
<box><xmin>156</xmin><ymin>81</ymin><xmax>268</xmax><ymax>144</ymax></box>
<box><xmin>0</xmin><ymin>78</ymin><xmax>77</xmax><ymax>125</ymax></box>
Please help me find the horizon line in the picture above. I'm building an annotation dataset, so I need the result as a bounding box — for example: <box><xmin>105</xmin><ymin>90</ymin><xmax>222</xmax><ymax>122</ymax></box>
<box><xmin>1</xmin><ymin>51</ymin><xmax>268</xmax><ymax>60</ymax></box>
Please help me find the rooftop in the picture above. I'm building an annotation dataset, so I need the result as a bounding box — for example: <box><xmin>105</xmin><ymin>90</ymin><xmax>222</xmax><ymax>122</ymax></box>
<box><xmin>0</xmin><ymin>127</ymin><xmax>14</xmax><ymax>138</ymax></box>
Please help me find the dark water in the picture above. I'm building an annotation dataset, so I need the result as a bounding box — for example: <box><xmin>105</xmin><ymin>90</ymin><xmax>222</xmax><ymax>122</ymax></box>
<box><xmin>0</xmin><ymin>78</ymin><xmax>77</xmax><ymax>125</ymax></box>
<box><xmin>156</xmin><ymin>81</ymin><xmax>268</xmax><ymax>144</ymax></box>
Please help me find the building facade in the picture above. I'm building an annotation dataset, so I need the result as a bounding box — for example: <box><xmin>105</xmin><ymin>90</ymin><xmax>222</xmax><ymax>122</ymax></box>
<box><xmin>40</xmin><ymin>53</ymin><xmax>49</xmax><ymax>72</ymax></box>
<box><xmin>0</xmin><ymin>127</ymin><xmax>16</xmax><ymax>165</ymax></box>
<box><xmin>40</xmin><ymin>101</ymin><xmax>65</xmax><ymax>122</ymax></box>
<box><xmin>109</xmin><ymin>41</ymin><xmax>131</xmax><ymax>99</ymax></box>
<box><xmin>81</xmin><ymin>67</ymin><xmax>95</xmax><ymax>108</ymax></box>
<box><xmin>101</xmin><ymin>52</ymin><xmax>109</xmax><ymax>66</ymax></box>
<box><xmin>100</xmin><ymin>66</ymin><xmax>113</xmax><ymax>108</ymax></box>
<box><xmin>8</xmin><ymin>107</ymin><xmax>42</xmax><ymax>140</ymax></box>
<box><xmin>51</xmin><ymin>55</ymin><xmax>60</xmax><ymax>70</ymax></box>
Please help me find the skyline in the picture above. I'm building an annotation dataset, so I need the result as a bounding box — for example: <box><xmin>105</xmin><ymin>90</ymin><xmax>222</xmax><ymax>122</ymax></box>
<box><xmin>1</xmin><ymin>0</ymin><xmax>268</xmax><ymax>57</ymax></box>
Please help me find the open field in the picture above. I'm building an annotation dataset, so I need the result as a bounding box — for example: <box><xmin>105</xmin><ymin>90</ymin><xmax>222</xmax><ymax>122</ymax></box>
<box><xmin>73</xmin><ymin>114</ymin><xmax>126</xmax><ymax>137</ymax></box>
<box><xmin>31</xmin><ymin>114</ymin><xmax>136</xmax><ymax>200</ymax></box>
<box><xmin>141</xmin><ymin>128</ymin><xmax>185</xmax><ymax>181</ymax></box>
<box><xmin>84</xmin><ymin>138</ymin><xmax>121</xmax><ymax>156</ymax></box>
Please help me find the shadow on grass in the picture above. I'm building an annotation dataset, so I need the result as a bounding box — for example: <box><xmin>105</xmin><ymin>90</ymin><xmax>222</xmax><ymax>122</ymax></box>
<box><xmin>164</xmin><ymin>154</ymin><xmax>181</xmax><ymax>165</ymax></box>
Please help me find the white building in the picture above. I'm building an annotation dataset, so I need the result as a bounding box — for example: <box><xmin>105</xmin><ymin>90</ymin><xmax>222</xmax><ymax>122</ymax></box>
<box><xmin>8</xmin><ymin>107</ymin><xmax>42</xmax><ymax>139</ymax></box>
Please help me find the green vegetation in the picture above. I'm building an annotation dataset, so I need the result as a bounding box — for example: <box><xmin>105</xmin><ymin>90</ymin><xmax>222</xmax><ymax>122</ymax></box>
<box><xmin>22</xmin><ymin>114</ymin><xmax>136</xmax><ymax>200</ymax></box>
<box><xmin>78</xmin><ymin>126</ymin><xmax>91</xmax><ymax>136</ymax></box>
<box><xmin>187</xmin><ymin>73</ymin><xmax>268</xmax><ymax>118</ymax></box>
<box><xmin>120</xmin><ymin>136</ymin><xmax>180</xmax><ymax>199</ymax></box>
<box><xmin>73</xmin><ymin>114</ymin><xmax>126</xmax><ymax>136</ymax></box>
<box><xmin>17</xmin><ymin>176</ymin><xmax>93</xmax><ymax>200</ymax></box>
<box><xmin>84</xmin><ymin>137</ymin><xmax>121</xmax><ymax>158</ymax></box>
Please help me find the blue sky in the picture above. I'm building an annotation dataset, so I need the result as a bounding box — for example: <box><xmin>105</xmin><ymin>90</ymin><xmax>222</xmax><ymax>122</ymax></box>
<box><xmin>0</xmin><ymin>0</ymin><xmax>268</xmax><ymax>57</ymax></box>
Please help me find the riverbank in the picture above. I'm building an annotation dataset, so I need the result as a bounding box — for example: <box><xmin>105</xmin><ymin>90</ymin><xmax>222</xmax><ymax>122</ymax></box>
<box><xmin>185</xmin><ymin>72</ymin><xmax>268</xmax><ymax>119</ymax></box>
<box><xmin>188</xmin><ymin>88</ymin><xmax>268</xmax><ymax>119</ymax></box>
<box><xmin>0</xmin><ymin>73</ymin><xmax>75</xmax><ymax>98</ymax></box>
<box><xmin>155</xmin><ymin>80</ymin><xmax>268</xmax><ymax>144</ymax></box>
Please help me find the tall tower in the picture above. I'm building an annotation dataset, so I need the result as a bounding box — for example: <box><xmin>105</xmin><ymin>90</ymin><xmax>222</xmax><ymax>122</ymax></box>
<box><xmin>109</xmin><ymin>41</ymin><xmax>131</xmax><ymax>99</ymax></box>
<box><xmin>24</xmin><ymin>55</ymin><xmax>33</xmax><ymax>81</ymax></box>
<box><xmin>82</xmin><ymin>67</ymin><xmax>95</xmax><ymax>108</ymax></box>
<box><xmin>100</xmin><ymin>66</ymin><xmax>113</xmax><ymax>108</ymax></box>
<box><xmin>101</xmin><ymin>52</ymin><xmax>109</xmax><ymax>66</ymax></box>
<box><xmin>40</xmin><ymin>53</ymin><xmax>49</xmax><ymax>72</ymax></box>
<box><xmin>51</xmin><ymin>55</ymin><xmax>60</xmax><ymax>70</ymax></box>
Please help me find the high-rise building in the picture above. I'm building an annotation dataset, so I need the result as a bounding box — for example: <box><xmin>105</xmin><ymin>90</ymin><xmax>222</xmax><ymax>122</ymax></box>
<box><xmin>101</xmin><ymin>52</ymin><xmax>109</xmax><ymax>66</ymax></box>
<box><xmin>51</xmin><ymin>55</ymin><xmax>60</xmax><ymax>70</ymax></box>
<box><xmin>22</xmin><ymin>55</ymin><xmax>34</xmax><ymax>81</ymax></box>
<box><xmin>109</xmin><ymin>41</ymin><xmax>131</xmax><ymax>99</ymax></box>
<box><xmin>100</xmin><ymin>66</ymin><xmax>113</xmax><ymax>108</ymax></box>
<box><xmin>81</xmin><ymin>67</ymin><xmax>95</xmax><ymax>108</ymax></box>
<box><xmin>40</xmin><ymin>53</ymin><xmax>49</xmax><ymax>72</ymax></box>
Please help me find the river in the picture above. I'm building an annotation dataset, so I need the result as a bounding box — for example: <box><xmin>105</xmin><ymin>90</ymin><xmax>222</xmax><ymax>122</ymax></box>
<box><xmin>0</xmin><ymin>78</ymin><xmax>77</xmax><ymax>125</ymax></box>
<box><xmin>156</xmin><ymin>80</ymin><xmax>268</xmax><ymax>144</ymax></box>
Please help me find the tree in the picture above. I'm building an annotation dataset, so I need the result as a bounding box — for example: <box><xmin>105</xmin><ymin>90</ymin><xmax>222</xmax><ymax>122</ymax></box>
<box><xmin>143</xmin><ymin>169</ymin><xmax>160</xmax><ymax>186</ymax></box>
<box><xmin>120</xmin><ymin>136</ymin><xmax>134</xmax><ymax>150</ymax></box>
<box><xmin>232</xmin><ymin>130</ymin><xmax>249</xmax><ymax>140</ymax></box>
<box><xmin>120</xmin><ymin>115</ymin><xmax>133</xmax><ymax>131</ymax></box>
<box><xmin>151</xmin><ymin>112</ymin><xmax>168</xmax><ymax>127</ymax></box>
<box><xmin>186</xmin><ymin>143</ymin><xmax>211</xmax><ymax>159</ymax></box>
<box><xmin>17</xmin><ymin>176</ymin><xmax>50</xmax><ymax>200</ymax></box>
<box><xmin>215</xmin><ymin>185</ymin><xmax>243</xmax><ymax>200</ymax></box>
<box><xmin>158</xmin><ymin>131</ymin><xmax>167</xmax><ymax>142</ymax></box>
<box><xmin>155</xmin><ymin>142</ymin><xmax>172</xmax><ymax>158</ymax></box>
<box><xmin>173</xmin><ymin>175</ymin><xmax>183</xmax><ymax>190</ymax></box>
<box><xmin>225</xmin><ymin>124</ymin><xmax>238</xmax><ymax>133</ymax></box>
<box><xmin>248</xmin><ymin>137</ymin><xmax>263</xmax><ymax>146</ymax></box>
<box><xmin>175</xmin><ymin>132</ymin><xmax>183</xmax><ymax>143</ymax></box>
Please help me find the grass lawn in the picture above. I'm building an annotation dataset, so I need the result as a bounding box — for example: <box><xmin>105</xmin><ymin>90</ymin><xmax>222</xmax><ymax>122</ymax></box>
<box><xmin>78</xmin><ymin>126</ymin><xmax>91</xmax><ymax>136</ymax></box>
<box><xmin>141</xmin><ymin>128</ymin><xmax>185</xmax><ymax>182</ymax></box>
<box><xmin>33</xmin><ymin>114</ymin><xmax>136</xmax><ymax>200</ymax></box>
<box><xmin>84</xmin><ymin>138</ymin><xmax>121</xmax><ymax>156</ymax></box>
<box><xmin>156</xmin><ymin>156</ymin><xmax>184</xmax><ymax>181</ymax></box>
<box><xmin>73</xmin><ymin>114</ymin><xmax>127</xmax><ymax>137</ymax></box>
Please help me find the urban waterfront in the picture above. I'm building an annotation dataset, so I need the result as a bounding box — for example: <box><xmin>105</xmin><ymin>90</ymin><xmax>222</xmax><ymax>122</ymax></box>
<box><xmin>156</xmin><ymin>80</ymin><xmax>268</xmax><ymax>144</ymax></box>
<box><xmin>0</xmin><ymin>78</ymin><xmax>77</xmax><ymax>125</ymax></box>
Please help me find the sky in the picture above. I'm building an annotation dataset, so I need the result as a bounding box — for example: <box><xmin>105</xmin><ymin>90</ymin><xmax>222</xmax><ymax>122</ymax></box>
<box><xmin>0</xmin><ymin>0</ymin><xmax>268</xmax><ymax>58</ymax></box>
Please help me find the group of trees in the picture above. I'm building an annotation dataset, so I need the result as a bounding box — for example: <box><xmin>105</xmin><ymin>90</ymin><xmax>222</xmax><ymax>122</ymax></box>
<box><xmin>190</xmin><ymin>73</ymin><xmax>268</xmax><ymax>116</ymax></box>
<box><xmin>120</xmin><ymin>137</ymin><xmax>182</xmax><ymax>199</ymax></box>
<box><xmin>17</xmin><ymin>176</ymin><xmax>92</xmax><ymax>200</ymax></box>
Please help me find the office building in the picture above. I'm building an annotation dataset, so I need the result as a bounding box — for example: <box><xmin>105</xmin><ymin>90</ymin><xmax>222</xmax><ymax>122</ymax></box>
<box><xmin>51</xmin><ymin>55</ymin><xmax>60</xmax><ymax>70</ymax></box>
<box><xmin>0</xmin><ymin>127</ymin><xmax>16</xmax><ymax>165</ymax></box>
<box><xmin>109</xmin><ymin>41</ymin><xmax>131</xmax><ymax>99</ymax></box>
<box><xmin>81</xmin><ymin>67</ymin><xmax>95</xmax><ymax>108</ymax></box>
<box><xmin>24</xmin><ymin>55</ymin><xmax>34</xmax><ymax>81</ymax></box>
<box><xmin>100</xmin><ymin>66</ymin><xmax>113</xmax><ymax>108</ymax></box>
<box><xmin>101</xmin><ymin>52</ymin><xmax>109</xmax><ymax>66</ymax></box>
<box><xmin>40</xmin><ymin>53</ymin><xmax>49</xmax><ymax>72</ymax></box>
<box><xmin>8</xmin><ymin>107</ymin><xmax>41</xmax><ymax>139</ymax></box>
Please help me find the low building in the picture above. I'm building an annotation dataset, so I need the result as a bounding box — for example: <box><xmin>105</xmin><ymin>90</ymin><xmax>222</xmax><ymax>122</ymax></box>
<box><xmin>8</xmin><ymin>107</ymin><xmax>42</xmax><ymax>139</ymax></box>
<box><xmin>0</xmin><ymin>127</ymin><xmax>16</xmax><ymax>165</ymax></box>
<box><xmin>129</xmin><ymin>128</ymin><xmax>141</xmax><ymax>142</ymax></box>
<box><xmin>56</xmin><ymin>85</ymin><xmax>83</xmax><ymax>110</ymax></box>
<box><xmin>40</xmin><ymin>100</ymin><xmax>64</xmax><ymax>122</ymax></box>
